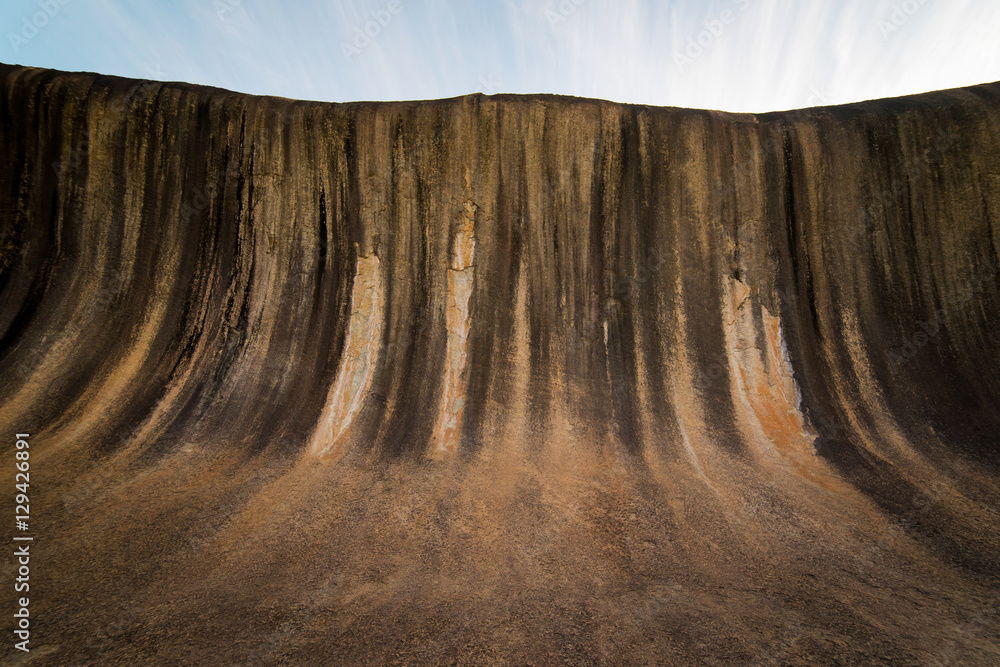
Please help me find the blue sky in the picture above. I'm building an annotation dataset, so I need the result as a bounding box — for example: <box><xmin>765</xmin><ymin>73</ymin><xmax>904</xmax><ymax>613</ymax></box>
<box><xmin>3</xmin><ymin>0</ymin><xmax>999</xmax><ymax>112</ymax></box>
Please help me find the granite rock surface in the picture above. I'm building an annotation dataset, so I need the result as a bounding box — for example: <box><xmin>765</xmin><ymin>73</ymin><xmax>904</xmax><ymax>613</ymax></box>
<box><xmin>2</xmin><ymin>64</ymin><xmax>1000</xmax><ymax>664</ymax></box>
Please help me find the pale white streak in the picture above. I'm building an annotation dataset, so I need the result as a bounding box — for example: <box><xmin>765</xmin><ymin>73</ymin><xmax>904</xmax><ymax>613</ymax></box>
<box><xmin>672</xmin><ymin>392</ymin><xmax>706</xmax><ymax>480</ymax></box>
<box><xmin>310</xmin><ymin>250</ymin><xmax>384</xmax><ymax>458</ymax></box>
<box><xmin>430</xmin><ymin>200</ymin><xmax>476</xmax><ymax>456</ymax></box>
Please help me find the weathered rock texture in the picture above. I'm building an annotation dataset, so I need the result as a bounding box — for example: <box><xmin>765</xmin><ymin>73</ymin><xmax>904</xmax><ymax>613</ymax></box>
<box><xmin>2</xmin><ymin>64</ymin><xmax>1000</xmax><ymax>664</ymax></box>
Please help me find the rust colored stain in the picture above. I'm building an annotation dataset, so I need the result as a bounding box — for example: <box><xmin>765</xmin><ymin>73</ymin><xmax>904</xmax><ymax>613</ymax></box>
<box><xmin>724</xmin><ymin>278</ymin><xmax>845</xmax><ymax>490</ymax></box>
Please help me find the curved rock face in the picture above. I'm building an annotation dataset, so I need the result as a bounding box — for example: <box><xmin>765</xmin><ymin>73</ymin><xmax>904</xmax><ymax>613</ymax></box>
<box><xmin>1</xmin><ymin>64</ymin><xmax>999</xmax><ymax>664</ymax></box>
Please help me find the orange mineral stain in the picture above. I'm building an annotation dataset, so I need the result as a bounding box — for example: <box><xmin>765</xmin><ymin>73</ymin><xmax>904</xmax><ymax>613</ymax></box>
<box><xmin>724</xmin><ymin>277</ymin><xmax>841</xmax><ymax>488</ymax></box>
